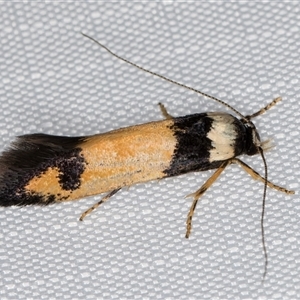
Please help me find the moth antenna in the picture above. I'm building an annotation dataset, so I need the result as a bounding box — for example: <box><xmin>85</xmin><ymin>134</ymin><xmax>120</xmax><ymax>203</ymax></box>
<box><xmin>258</xmin><ymin>147</ymin><xmax>268</xmax><ymax>284</ymax></box>
<box><xmin>81</xmin><ymin>32</ymin><xmax>247</xmax><ymax>121</ymax></box>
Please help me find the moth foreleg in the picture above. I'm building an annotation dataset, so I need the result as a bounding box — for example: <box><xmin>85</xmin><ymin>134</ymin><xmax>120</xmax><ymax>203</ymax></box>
<box><xmin>232</xmin><ymin>158</ymin><xmax>294</xmax><ymax>194</ymax></box>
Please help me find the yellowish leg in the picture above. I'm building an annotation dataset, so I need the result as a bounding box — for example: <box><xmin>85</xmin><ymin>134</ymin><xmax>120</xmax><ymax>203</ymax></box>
<box><xmin>158</xmin><ymin>102</ymin><xmax>173</xmax><ymax>119</ymax></box>
<box><xmin>79</xmin><ymin>188</ymin><xmax>121</xmax><ymax>221</ymax></box>
<box><xmin>247</xmin><ymin>97</ymin><xmax>282</xmax><ymax>119</ymax></box>
<box><xmin>185</xmin><ymin>161</ymin><xmax>230</xmax><ymax>238</ymax></box>
<box><xmin>232</xmin><ymin>158</ymin><xmax>294</xmax><ymax>194</ymax></box>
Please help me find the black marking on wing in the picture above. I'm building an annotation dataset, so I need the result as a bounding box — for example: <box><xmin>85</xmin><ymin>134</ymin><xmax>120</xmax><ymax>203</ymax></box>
<box><xmin>0</xmin><ymin>134</ymin><xmax>86</xmax><ymax>206</ymax></box>
<box><xmin>164</xmin><ymin>113</ymin><xmax>222</xmax><ymax>176</ymax></box>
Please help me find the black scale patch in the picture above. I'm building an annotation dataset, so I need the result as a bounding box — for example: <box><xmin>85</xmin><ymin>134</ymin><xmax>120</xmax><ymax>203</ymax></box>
<box><xmin>164</xmin><ymin>113</ymin><xmax>258</xmax><ymax>178</ymax></box>
<box><xmin>164</xmin><ymin>113</ymin><xmax>219</xmax><ymax>177</ymax></box>
<box><xmin>0</xmin><ymin>134</ymin><xmax>86</xmax><ymax>206</ymax></box>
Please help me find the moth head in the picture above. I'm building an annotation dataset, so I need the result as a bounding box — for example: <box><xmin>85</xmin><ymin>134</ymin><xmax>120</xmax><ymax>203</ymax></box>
<box><xmin>242</xmin><ymin>114</ymin><xmax>273</xmax><ymax>157</ymax></box>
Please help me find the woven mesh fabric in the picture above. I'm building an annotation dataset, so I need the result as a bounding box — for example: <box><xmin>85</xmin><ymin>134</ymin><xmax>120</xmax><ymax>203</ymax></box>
<box><xmin>0</xmin><ymin>3</ymin><xmax>299</xmax><ymax>299</ymax></box>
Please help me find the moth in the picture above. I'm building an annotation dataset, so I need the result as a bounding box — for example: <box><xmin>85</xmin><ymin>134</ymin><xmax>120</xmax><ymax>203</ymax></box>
<box><xmin>0</xmin><ymin>33</ymin><xmax>294</xmax><ymax>281</ymax></box>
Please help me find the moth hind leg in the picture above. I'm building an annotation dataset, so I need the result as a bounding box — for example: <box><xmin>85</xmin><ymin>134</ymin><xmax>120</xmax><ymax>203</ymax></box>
<box><xmin>79</xmin><ymin>188</ymin><xmax>121</xmax><ymax>221</ymax></box>
<box><xmin>185</xmin><ymin>161</ymin><xmax>230</xmax><ymax>238</ymax></box>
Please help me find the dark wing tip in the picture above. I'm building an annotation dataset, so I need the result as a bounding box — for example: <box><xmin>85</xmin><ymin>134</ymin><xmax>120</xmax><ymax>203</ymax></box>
<box><xmin>0</xmin><ymin>133</ymin><xmax>85</xmax><ymax>206</ymax></box>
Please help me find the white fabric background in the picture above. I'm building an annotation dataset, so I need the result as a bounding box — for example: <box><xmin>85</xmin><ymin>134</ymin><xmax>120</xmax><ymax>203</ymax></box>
<box><xmin>0</xmin><ymin>3</ymin><xmax>299</xmax><ymax>299</ymax></box>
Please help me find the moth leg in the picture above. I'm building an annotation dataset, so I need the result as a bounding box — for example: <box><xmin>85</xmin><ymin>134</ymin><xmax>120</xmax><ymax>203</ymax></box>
<box><xmin>158</xmin><ymin>102</ymin><xmax>173</xmax><ymax>119</ymax></box>
<box><xmin>185</xmin><ymin>161</ymin><xmax>230</xmax><ymax>238</ymax></box>
<box><xmin>247</xmin><ymin>97</ymin><xmax>281</xmax><ymax>119</ymax></box>
<box><xmin>79</xmin><ymin>188</ymin><xmax>121</xmax><ymax>221</ymax></box>
<box><xmin>232</xmin><ymin>158</ymin><xmax>294</xmax><ymax>194</ymax></box>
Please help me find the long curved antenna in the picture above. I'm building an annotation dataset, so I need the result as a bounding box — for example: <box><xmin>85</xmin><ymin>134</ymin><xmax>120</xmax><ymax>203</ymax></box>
<box><xmin>258</xmin><ymin>147</ymin><xmax>268</xmax><ymax>283</ymax></box>
<box><xmin>81</xmin><ymin>32</ymin><xmax>247</xmax><ymax>121</ymax></box>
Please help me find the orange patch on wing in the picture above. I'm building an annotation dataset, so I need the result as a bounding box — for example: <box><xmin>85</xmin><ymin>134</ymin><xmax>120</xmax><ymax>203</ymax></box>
<box><xmin>24</xmin><ymin>119</ymin><xmax>177</xmax><ymax>202</ymax></box>
<box><xmin>79</xmin><ymin>120</ymin><xmax>177</xmax><ymax>197</ymax></box>
<box><xmin>25</xmin><ymin>167</ymin><xmax>72</xmax><ymax>201</ymax></box>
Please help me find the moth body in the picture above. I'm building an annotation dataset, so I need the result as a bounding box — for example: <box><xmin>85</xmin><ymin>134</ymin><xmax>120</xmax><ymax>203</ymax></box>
<box><xmin>0</xmin><ymin>33</ymin><xmax>294</xmax><ymax>281</ymax></box>
<box><xmin>0</xmin><ymin>111</ymin><xmax>256</xmax><ymax>207</ymax></box>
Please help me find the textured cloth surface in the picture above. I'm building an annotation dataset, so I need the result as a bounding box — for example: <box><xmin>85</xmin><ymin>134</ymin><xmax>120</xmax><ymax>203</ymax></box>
<box><xmin>0</xmin><ymin>3</ymin><xmax>299</xmax><ymax>299</ymax></box>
